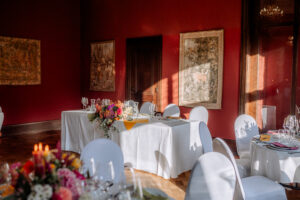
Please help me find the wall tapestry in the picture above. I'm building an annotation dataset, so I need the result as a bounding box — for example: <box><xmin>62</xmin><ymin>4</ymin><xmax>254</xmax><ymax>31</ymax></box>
<box><xmin>0</xmin><ymin>36</ymin><xmax>41</xmax><ymax>85</ymax></box>
<box><xmin>179</xmin><ymin>29</ymin><xmax>224</xmax><ymax>109</ymax></box>
<box><xmin>90</xmin><ymin>40</ymin><xmax>115</xmax><ymax>91</ymax></box>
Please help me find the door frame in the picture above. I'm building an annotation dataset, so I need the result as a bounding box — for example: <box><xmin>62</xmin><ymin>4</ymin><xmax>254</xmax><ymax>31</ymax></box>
<box><xmin>125</xmin><ymin>35</ymin><xmax>163</xmax><ymax>111</ymax></box>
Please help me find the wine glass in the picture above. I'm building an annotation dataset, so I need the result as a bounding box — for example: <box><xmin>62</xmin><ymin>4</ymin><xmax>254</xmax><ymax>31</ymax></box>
<box><xmin>150</xmin><ymin>104</ymin><xmax>156</xmax><ymax>118</ymax></box>
<box><xmin>90</xmin><ymin>99</ymin><xmax>96</xmax><ymax>112</ymax></box>
<box><xmin>96</xmin><ymin>98</ymin><xmax>101</xmax><ymax>105</ymax></box>
<box><xmin>81</xmin><ymin>97</ymin><xmax>88</xmax><ymax>110</ymax></box>
<box><xmin>133</xmin><ymin>102</ymin><xmax>139</xmax><ymax>118</ymax></box>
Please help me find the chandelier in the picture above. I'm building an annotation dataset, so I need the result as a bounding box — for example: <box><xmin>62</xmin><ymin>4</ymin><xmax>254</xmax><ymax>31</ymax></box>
<box><xmin>260</xmin><ymin>0</ymin><xmax>284</xmax><ymax>17</ymax></box>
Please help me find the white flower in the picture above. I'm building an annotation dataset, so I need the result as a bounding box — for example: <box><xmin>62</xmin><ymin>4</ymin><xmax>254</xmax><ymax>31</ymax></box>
<box><xmin>27</xmin><ymin>184</ymin><xmax>53</xmax><ymax>200</ymax></box>
<box><xmin>43</xmin><ymin>185</ymin><xmax>52</xmax><ymax>198</ymax></box>
<box><xmin>32</xmin><ymin>184</ymin><xmax>43</xmax><ymax>193</ymax></box>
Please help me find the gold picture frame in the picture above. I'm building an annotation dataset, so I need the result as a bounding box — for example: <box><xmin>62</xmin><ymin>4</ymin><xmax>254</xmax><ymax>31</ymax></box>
<box><xmin>179</xmin><ymin>29</ymin><xmax>224</xmax><ymax>109</ymax></box>
<box><xmin>90</xmin><ymin>40</ymin><xmax>115</xmax><ymax>91</ymax></box>
<box><xmin>0</xmin><ymin>36</ymin><xmax>41</xmax><ymax>85</ymax></box>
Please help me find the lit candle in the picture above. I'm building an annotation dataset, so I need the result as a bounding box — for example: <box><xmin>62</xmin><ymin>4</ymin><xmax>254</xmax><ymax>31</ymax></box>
<box><xmin>45</xmin><ymin>145</ymin><xmax>49</xmax><ymax>153</ymax></box>
<box><xmin>44</xmin><ymin>145</ymin><xmax>50</xmax><ymax>160</ymax></box>
<box><xmin>38</xmin><ymin>143</ymin><xmax>43</xmax><ymax>152</ymax></box>
<box><xmin>34</xmin><ymin>144</ymin><xmax>38</xmax><ymax>152</ymax></box>
<box><xmin>32</xmin><ymin>144</ymin><xmax>40</xmax><ymax>164</ymax></box>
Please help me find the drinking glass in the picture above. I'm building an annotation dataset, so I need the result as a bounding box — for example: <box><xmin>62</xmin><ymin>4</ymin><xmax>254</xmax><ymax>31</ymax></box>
<box><xmin>90</xmin><ymin>99</ymin><xmax>96</xmax><ymax>112</ymax></box>
<box><xmin>96</xmin><ymin>98</ymin><xmax>101</xmax><ymax>105</ymax></box>
<box><xmin>150</xmin><ymin>104</ymin><xmax>156</xmax><ymax>118</ymax></box>
<box><xmin>133</xmin><ymin>102</ymin><xmax>139</xmax><ymax>118</ymax></box>
<box><xmin>81</xmin><ymin>97</ymin><xmax>88</xmax><ymax>110</ymax></box>
<box><xmin>278</xmin><ymin>129</ymin><xmax>287</xmax><ymax>144</ymax></box>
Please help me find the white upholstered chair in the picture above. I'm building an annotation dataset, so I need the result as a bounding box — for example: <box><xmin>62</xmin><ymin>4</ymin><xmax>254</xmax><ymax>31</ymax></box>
<box><xmin>80</xmin><ymin>139</ymin><xmax>125</xmax><ymax>183</ymax></box>
<box><xmin>234</xmin><ymin>114</ymin><xmax>259</xmax><ymax>159</ymax></box>
<box><xmin>213</xmin><ymin>137</ymin><xmax>287</xmax><ymax>200</ymax></box>
<box><xmin>199</xmin><ymin>122</ymin><xmax>213</xmax><ymax>153</ymax></box>
<box><xmin>140</xmin><ymin>102</ymin><xmax>155</xmax><ymax>115</ymax></box>
<box><xmin>0</xmin><ymin>106</ymin><xmax>3</xmax><ymax>132</ymax></box>
<box><xmin>234</xmin><ymin>114</ymin><xmax>259</xmax><ymax>178</ymax></box>
<box><xmin>189</xmin><ymin>106</ymin><xmax>208</xmax><ymax>124</ymax></box>
<box><xmin>163</xmin><ymin>103</ymin><xmax>180</xmax><ymax>117</ymax></box>
<box><xmin>185</xmin><ymin>152</ymin><xmax>236</xmax><ymax>200</ymax></box>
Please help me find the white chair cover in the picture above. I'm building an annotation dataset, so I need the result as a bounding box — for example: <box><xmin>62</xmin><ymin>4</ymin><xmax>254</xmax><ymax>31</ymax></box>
<box><xmin>213</xmin><ymin>137</ymin><xmax>287</xmax><ymax>200</ymax></box>
<box><xmin>234</xmin><ymin>114</ymin><xmax>259</xmax><ymax>158</ymax></box>
<box><xmin>140</xmin><ymin>102</ymin><xmax>155</xmax><ymax>114</ymax></box>
<box><xmin>0</xmin><ymin>106</ymin><xmax>3</xmax><ymax>131</ymax></box>
<box><xmin>199</xmin><ymin>122</ymin><xmax>213</xmax><ymax>153</ymax></box>
<box><xmin>185</xmin><ymin>152</ymin><xmax>236</xmax><ymax>200</ymax></box>
<box><xmin>80</xmin><ymin>139</ymin><xmax>125</xmax><ymax>183</ymax></box>
<box><xmin>189</xmin><ymin>106</ymin><xmax>208</xmax><ymax>124</ymax></box>
<box><xmin>163</xmin><ymin>104</ymin><xmax>180</xmax><ymax>117</ymax></box>
<box><xmin>212</xmin><ymin>138</ymin><xmax>245</xmax><ymax>199</ymax></box>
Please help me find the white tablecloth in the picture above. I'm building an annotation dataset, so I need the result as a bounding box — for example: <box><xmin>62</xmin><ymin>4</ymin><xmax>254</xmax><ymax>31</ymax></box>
<box><xmin>250</xmin><ymin>141</ymin><xmax>300</xmax><ymax>183</ymax></box>
<box><xmin>61</xmin><ymin>110</ymin><xmax>203</xmax><ymax>179</ymax></box>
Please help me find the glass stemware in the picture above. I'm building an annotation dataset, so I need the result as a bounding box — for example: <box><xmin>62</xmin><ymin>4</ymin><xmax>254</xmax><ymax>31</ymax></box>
<box><xmin>81</xmin><ymin>97</ymin><xmax>88</xmax><ymax>110</ymax></box>
<box><xmin>133</xmin><ymin>102</ymin><xmax>139</xmax><ymax>118</ymax></box>
<box><xmin>90</xmin><ymin>99</ymin><xmax>96</xmax><ymax>112</ymax></box>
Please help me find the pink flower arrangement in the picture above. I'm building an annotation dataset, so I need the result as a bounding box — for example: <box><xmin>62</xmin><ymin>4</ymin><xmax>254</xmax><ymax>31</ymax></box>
<box><xmin>52</xmin><ymin>187</ymin><xmax>72</xmax><ymax>200</ymax></box>
<box><xmin>88</xmin><ymin>100</ymin><xmax>123</xmax><ymax>138</ymax></box>
<box><xmin>57</xmin><ymin>168</ymin><xmax>81</xmax><ymax>198</ymax></box>
<box><xmin>1</xmin><ymin>142</ymin><xmax>85</xmax><ymax>200</ymax></box>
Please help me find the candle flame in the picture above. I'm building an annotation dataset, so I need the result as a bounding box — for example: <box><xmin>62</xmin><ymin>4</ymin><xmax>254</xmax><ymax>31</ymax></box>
<box><xmin>34</xmin><ymin>144</ymin><xmax>38</xmax><ymax>152</ymax></box>
<box><xmin>45</xmin><ymin>145</ymin><xmax>49</xmax><ymax>152</ymax></box>
<box><xmin>38</xmin><ymin>142</ymin><xmax>43</xmax><ymax>151</ymax></box>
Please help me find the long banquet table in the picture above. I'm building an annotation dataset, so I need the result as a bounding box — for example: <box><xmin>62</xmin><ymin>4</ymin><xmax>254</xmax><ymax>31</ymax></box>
<box><xmin>61</xmin><ymin>110</ymin><xmax>203</xmax><ymax>179</ymax></box>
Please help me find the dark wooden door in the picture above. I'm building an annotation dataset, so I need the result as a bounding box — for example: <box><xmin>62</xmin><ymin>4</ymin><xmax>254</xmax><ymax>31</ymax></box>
<box><xmin>126</xmin><ymin>36</ymin><xmax>162</xmax><ymax>111</ymax></box>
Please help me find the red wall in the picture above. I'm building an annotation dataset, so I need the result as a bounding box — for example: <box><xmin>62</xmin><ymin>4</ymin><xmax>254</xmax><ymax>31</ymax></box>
<box><xmin>81</xmin><ymin>0</ymin><xmax>241</xmax><ymax>139</ymax></box>
<box><xmin>0</xmin><ymin>0</ymin><xmax>81</xmax><ymax>125</ymax></box>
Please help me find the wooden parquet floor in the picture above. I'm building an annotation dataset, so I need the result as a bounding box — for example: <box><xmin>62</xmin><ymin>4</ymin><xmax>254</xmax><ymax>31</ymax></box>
<box><xmin>0</xmin><ymin>130</ymin><xmax>300</xmax><ymax>199</ymax></box>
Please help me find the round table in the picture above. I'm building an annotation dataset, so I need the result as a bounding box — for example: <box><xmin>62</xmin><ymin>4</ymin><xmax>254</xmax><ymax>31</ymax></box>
<box><xmin>250</xmin><ymin>139</ymin><xmax>300</xmax><ymax>183</ymax></box>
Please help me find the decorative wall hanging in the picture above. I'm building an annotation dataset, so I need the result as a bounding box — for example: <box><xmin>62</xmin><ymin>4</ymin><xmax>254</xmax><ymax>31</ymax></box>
<box><xmin>0</xmin><ymin>36</ymin><xmax>41</xmax><ymax>85</ymax></box>
<box><xmin>90</xmin><ymin>40</ymin><xmax>115</xmax><ymax>91</ymax></box>
<box><xmin>179</xmin><ymin>29</ymin><xmax>224</xmax><ymax>109</ymax></box>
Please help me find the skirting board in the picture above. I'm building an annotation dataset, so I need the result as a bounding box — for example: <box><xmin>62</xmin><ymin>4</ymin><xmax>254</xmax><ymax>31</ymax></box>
<box><xmin>1</xmin><ymin>120</ymin><xmax>61</xmax><ymax>136</ymax></box>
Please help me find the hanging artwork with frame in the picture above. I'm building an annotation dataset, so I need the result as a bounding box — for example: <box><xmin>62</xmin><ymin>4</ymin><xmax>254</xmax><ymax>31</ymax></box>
<box><xmin>0</xmin><ymin>36</ymin><xmax>41</xmax><ymax>85</ymax></box>
<box><xmin>90</xmin><ymin>40</ymin><xmax>115</xmax><ymax>91</ymax></box>
<box><xmin>179</xmin><ymin>29</ymin><xmax>224</xmax><ymax>109</ymax></box>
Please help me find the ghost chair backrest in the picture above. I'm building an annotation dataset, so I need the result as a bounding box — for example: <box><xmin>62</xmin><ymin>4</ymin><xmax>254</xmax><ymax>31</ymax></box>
<box><xmin>80</xmin><ymin>139</ymin><xmax>125</xmax><ymax>183</ymax></box>
<box><xmin>234</xmin><ymin>114</ymin><xmax>259</xmax><ymax>158</ymax></box>
<box><xmin>185</xmin><ymin>152</ymin><xmax>236</xmax><ymax>200</ymax></box>
<box><xmin>163</xmin><ymin>104</ymin><xmax>180</xmax><ymax>117</ymax></box>
<box><xmin>140</xmin><ymin>102</ymin><xmax>155</xmax><ymax>115</ymax></box>
<box><xmin>213</xmin><ymin>137</ymin><xmax>246</xmax><ymax>200</ymax></box>
<box><xmin>189</xmin><ymin>106</ymin><xmax>208</xmax><ymax>124</ymax></box>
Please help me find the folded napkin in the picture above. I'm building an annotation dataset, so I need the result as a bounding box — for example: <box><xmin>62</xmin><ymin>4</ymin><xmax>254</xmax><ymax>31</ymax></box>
<box><xmin>260</xmin><ymin>134</ymin><xmax>271</xmax><ymax>142</ymax></box>
<box><xmin>267</xmin><ymin>130</ymin><xmax>278</xmax><ymax>135</ymax></box>
<box><xmin>271</xmin><ymin>142</ymin><xmax>299</xmax><ymax>150</ymax></box>
<box><xmin>123</xmin><ymin>119</ymin><xmax>149</xmax><ymax>130</ymax></box>
<box><xmin>0</xmin><ymin>184</ymin><xmax>14</xmax><ymax>198</ymax></box>
<box><xmin>166</xmin><ymin>116</ymin><xmax>181</xmax><ymax>119</ymax></box>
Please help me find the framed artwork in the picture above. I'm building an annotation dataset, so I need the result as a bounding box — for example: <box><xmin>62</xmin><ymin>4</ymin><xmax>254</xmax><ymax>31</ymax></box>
<box><xmin>0</xmin><ymin>36</ymin><xmax>41</xmax><ymax>85</ymax></box>
<box><xmin>179</xmin><ymin>29</ymin><xmax>224</xmax><ymax>109</ymax></box>
<box><xmin>90</xmin><ymin>40</ymin><xmax>115</xmax><ymax>91</ymax></box>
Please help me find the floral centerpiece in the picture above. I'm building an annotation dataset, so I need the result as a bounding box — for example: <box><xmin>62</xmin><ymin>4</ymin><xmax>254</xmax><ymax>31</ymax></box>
<box><xmin>0</xmin><ymin>142</ymin><xmax>84</xmax><ymax>200</ymax></box>
<box><xmin>88</xmin><ymin>100</ymin><xmax>123</xmax><ymax>138</ymax></box>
